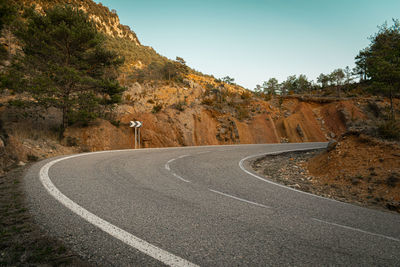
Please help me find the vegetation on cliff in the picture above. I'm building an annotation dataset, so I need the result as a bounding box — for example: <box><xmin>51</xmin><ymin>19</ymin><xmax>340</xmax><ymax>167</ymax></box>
<box><xmin>4</xmin><ymin>4</ymin><xmax>125</xmax><ymax>135</ymax></box>
<box><xmin>0</xmin><ymin>0</ymin><xmax>398</xmax><ymax>265</ymax></box>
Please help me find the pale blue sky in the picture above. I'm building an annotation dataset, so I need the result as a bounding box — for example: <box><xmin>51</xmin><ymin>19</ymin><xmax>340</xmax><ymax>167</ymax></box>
<box><xmin>95</xmin><ymin>0</ymin><xmax>400</xmax><ymax>89</ymax></box>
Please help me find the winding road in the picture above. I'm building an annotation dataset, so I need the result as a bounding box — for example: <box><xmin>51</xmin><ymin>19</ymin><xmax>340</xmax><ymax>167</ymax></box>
<box><xmin>24</xmin><ymin>143</ymin><xmax>400</xmax><ymax>266</ymax></box>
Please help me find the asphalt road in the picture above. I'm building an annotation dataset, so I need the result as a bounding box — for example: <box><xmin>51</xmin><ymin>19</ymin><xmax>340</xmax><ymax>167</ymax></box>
<box><xmin>24</xmin><ymin>143</ymin><xmax>400</xmax><ymax>266</ymax></box>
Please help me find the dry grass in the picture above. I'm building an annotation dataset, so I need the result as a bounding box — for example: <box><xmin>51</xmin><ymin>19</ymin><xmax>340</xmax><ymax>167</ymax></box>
<box><xmin>8</xmin><ymin>121</ymin><xmax>60</xmax><ymax>143</ymax></box>
<box><xmin>0</xmin><ymin>166</ymin><xmax>91</xmax><ymax>266</ymax></box>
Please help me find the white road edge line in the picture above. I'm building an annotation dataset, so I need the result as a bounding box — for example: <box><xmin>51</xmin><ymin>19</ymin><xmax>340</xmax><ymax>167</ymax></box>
<box><xmin>311</xmin><ymin>218</ymin><xmax>400</xmax><ymax>242</ymax></box>
<box><xmin>237</xmin><ymin>145</ymin><xmax>355</xmax><ymax>204</ymax></box>
<box><xmin>196</xmin><ymin>150</ymin><xmax>210</xmax><ymax>155</ymax></box>
<box><xmin>40</xmin><ymin>153</ymin><xmax>198</xmax><ymax>267</ymax></box>
<box><xmin>165</xmin><ymin>155</ymin><xmax>191</xmax><ymax>183</ymax></box>
<box><xmin>209</xmin><ymin>189</ymin><xmax>270</xmax><ymax>208</ymax></box>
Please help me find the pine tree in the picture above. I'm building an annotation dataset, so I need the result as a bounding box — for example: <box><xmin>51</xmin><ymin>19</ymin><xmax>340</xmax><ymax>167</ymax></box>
<box><xmin>0</xmin><ymin>0</ymin><xmax>16</xmax><ymax>61</ymax></box>
<box><xmin>358</xmin><ymin>20</ymin><xmax>400</xmax><ymax>120</ymax></box>
<box><xmin>7</xmin><ymin>4</ymin><xmax>125</xmax><ymax>135</ymax></box>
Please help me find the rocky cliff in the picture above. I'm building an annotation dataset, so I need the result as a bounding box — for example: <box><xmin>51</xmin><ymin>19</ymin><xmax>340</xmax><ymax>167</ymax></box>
<box><xmin>1</xmin><ymin>0</ymin><xmax>371</xmax><ymax>164</ymax></box>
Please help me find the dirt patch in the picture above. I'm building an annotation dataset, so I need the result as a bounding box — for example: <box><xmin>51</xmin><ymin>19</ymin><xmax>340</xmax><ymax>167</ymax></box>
<box><xmin>0</xmin><ymin>165</ymin><xmax>91</xmax><ymax>266</ymax></box>
<box><xmin>251</xmin><ymin>145</ymin><xmax>400</xmax><ymax>213</ymax></box>
<box><xmin>251</xmin><ymin>150</ymin><xmax>325</xmax><ymax>193</ymax></box>
<box><xmin>308</xmin><ymin>134</ymin><xmax>400</xmax><ymax>212</ymax></box>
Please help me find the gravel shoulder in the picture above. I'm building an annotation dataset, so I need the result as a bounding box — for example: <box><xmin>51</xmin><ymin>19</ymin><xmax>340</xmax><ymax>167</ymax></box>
<box><xmin>251</xmin><ymin>149</ymin><xmax>399</xmax><ymax>214</ymax></box>
<box><xmin>0</xmin><ymin>164</ymin><xmax>91</xmax><ymax>266</ymax></box>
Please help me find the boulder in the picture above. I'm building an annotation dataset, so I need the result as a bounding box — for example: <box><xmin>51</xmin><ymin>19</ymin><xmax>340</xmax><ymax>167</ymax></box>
<box><xmin>327</xmin><ymin>139</ymin><xmax>338</xmax><ymax>152</ymax></box>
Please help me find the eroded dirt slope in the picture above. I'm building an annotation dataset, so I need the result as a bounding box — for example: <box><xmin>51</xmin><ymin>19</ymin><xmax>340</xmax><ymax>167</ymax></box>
<box><xmin>307</xmin><ymin>134</ymin><xmax>400</xmax><ymax>211</ymax></box>
<box><xmin>63</xmin><ymin>93</ymin><xmax>367</xmax><ymax>151</ymax></box>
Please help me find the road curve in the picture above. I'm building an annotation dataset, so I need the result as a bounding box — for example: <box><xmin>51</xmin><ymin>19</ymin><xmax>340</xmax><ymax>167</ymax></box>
<box><xmin>24</xmin><ymin>143</ymin><xmax>400</xmax><ymax>266</ymax></box>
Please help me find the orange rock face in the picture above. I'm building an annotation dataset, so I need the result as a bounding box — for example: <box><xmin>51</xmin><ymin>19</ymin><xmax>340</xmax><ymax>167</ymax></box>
<box><xmin>64</xmin><ymin>97</ymin><xmax>367</xmax><ymax>151</ymax></box>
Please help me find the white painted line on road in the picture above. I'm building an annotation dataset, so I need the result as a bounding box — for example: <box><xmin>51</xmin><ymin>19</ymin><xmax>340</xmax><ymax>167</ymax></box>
<box><xmin>237</xmin><ymin>146</ymin><xmax>352</xmax><ymax>205</ymax></box>
<box><xmin>312</xmin><ymin>218</ymin><xmax>400</xmax><ymax>242</ymax></box>
<box><xmin>209</xmin><ymin>189</ymin><xmax>270</xmax><ymax>208</ymax></box>
<box><xmin>165</xmin><ymin>158</ymin><xmax>175</xmax><ymax>171</ymax></box>
<box><xmin>40</xmin><ymin>154</ymin><xmax>199</xmax><ymax>267</ymax></box>
<box><xmin>165</xmin><ymin>155</ymin><xmax>191</xmax><ymax>183</ymax></box>
<box><xmin>172</xmin><ymin>173</ymin><xmax>191</xmax><ymax>183</ymax></box>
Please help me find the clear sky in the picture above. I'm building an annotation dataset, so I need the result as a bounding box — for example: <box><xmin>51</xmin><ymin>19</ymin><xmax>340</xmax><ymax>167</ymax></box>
<box><xmin>94</xmin><ymin>0</ymin><xmax>400</xmax><ymax>90</ymax></box>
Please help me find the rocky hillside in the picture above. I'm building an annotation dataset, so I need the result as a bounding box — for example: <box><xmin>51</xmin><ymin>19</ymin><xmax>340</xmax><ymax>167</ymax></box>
<box><xmin>18</xmin><ymin>0</ymin><xmax>139</xmax><ymax>42</ymax></box>
<box><xmin>1</xmin><ymin>0</ymin><xmax>398</xmax><ymax>175</ymax></box>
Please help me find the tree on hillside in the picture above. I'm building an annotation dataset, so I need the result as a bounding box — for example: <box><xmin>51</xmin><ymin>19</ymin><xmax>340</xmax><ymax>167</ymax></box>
<box><xmin>279</xmin><ymin>75</ymin><xmax>311</xmax><ymax>95</ymax></box>
<box><xmin>316</xmin><ymin>73</ymin><xmax>331</xmax><ymax>88</ymax></box>
<box><xmin>296</xmin><ymin>74</ymin><xmax>311</xmax><ymax>94</ymax></box>
<box><xmin>354</xmin><ymin>48</ymin><xmax>369</xmax><ymax>81</ymax></box>
<box><xmin>330</xmin><ymin>68</ymin><xmax>345</xmax><ymax>97</ymax></box>
<box><xmin>7</xmin><ymin>5</ymin><xmax>125</xmax><ymax>135</ymax></box>
<box><xmin>175</xmin><ymin>56</ymin><xmax>186</xmax><ymax>65</ymax></box>
<box><xmin>280</xmin><ymin>75</ymin><xmax>297</xmax><ymax>95</ymax></box>
<box><xmin>163</xmin><ymin>61</ymin><xmax>178</xmax><ymax>81</ymax></box>
<box><xmin>344</xmin><ymin>66</ymin><xmax>354</xmax><ymax>85</ymax></box>
<box><xmin>161</xmin><ymin>57</ymin><xmax>189</xmax><ymax>82</ymax></box>
<box><xmin>174</xmin><ymin>56</ymin><xmax>189</xmax><ymax>75</ymax></box>
<box><xmin>254</xmin><ymin>84</ymin><xmax>262</xmax><ymax>95</ymax></box>
<box><xmin>222</xmin><ymin>76</ymin><xmax>235</xmax><ymax>85</ymax></box>
<box><xmin>0</xmin><ymin>0</ymin><xmax>16</xmax><ymax>62</ymax></box>
<box><xmin>356</xmin><ymin>19</ymin><xmax>400</xmax><ymax>120</ymax></box>
<box><xmin>262</xmin><ymin>78</ymin><xmax>278</xmax><ymax>95</ymax></box>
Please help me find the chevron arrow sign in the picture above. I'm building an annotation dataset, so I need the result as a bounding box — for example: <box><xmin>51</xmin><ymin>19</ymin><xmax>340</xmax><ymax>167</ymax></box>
<box><xmin>129</xmin><ymin>121</ymin><xmax>142</xmax><ymax>128</ymax></box>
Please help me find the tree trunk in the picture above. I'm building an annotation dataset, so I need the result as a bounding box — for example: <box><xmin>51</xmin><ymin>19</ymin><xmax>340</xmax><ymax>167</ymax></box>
<box><xmin>60</xmin><ymin>87</ymin><xmax>71</xmax><ymax>140</ymax></box>
<box><xmin>390</xmin><ymin>87</ymin><xmax>395</xmax><ymax>121</ymax></box>
<box><xmin>59</xmin><ymin>106</ymin><xmax>67</xmax><ymax>140</ymax></box>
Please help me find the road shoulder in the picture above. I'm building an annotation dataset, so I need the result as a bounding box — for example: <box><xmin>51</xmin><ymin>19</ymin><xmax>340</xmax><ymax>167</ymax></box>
<box><xmin>0</xmin><ymin>163</ymin><xmax>91</xmax><ymax>266</ymax></box>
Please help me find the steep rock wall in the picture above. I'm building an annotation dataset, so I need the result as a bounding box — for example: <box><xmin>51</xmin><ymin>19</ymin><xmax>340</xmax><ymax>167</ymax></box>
<box><xmin>64</xmin><ymin>99</ymin><xmax>365</xmax><ymax>151</ymax></box>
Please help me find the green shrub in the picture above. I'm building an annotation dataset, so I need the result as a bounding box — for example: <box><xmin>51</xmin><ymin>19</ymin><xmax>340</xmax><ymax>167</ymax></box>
<box><xmin>367</xmin><ymin>101</ymin><xmax>381</xmax><ymax>117</ymax></box>
<box><xmin>264</xmin><ymin>94</ymin><xmax>272</xmax><ymax>101</ymax></box>
<box><xmin>173</xmin><ymin>101</ymin><xmax>185</xmax><ymax>111</ymax></box>
<box><xmin>240</xmin><ymin>91</ymin><xmax>252</xmax><ymax>100</ymax></box>
<box><xmin>152</xmin><ymin>103</ymin><xmax>162</xmax><ymax>113</ymax></box>
<box><xmin>386</xmin><ymin>173</ymin><xmax>399</xmax><ymax>187</ymax></box>
<box><xmin>27</xmin><ymin>154</ymin><xmax>39</xmax><ymax>161</ymax></box>
<box><xmin>377</xmin><ymin>120</ymin><xmax>400</xmax><ymax>140</ymax></box>
<box><xmin>110</xmin><ymin>120</ymin><xmax>120</xmax><ymax>127</ymax></box>
<box><xmin>66</xmin><ymin>136</ymin><xmax>78</xmax><ymax>146</ymax></box>
<box><xmin>235</xmin><ymin>105</ymin><xmax>250</xmax><ymax>121</ymax></box>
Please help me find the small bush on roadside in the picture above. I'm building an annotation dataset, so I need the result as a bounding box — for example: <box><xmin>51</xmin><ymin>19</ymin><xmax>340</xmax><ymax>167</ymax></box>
<box><xmin>27</xmin><ymin>154</ymin><xmax>39</xmax><ymax>161</ymax></box>
<box><xmin>66</xmin><ymin>136</ymin><xmax>78</xmax><ymax>146</ymax></box>
<box><xmin>386</xmin><ymin>173</ymin><xmax>399</xmax><ymax>187</ymax></box>
<box><xmin>110</xmin><ymin>120</ymin><xmax>120</xmax><ymax>127</ymax></box>
<box><xmin>377</xmin><ymin>120</ymin><xmax>400</xmax><ymax>140</ymax></box>
<box><xmin>80</xmin><ymin>145</ymin><xmax>90</xmax><ymax>152</ymax></box>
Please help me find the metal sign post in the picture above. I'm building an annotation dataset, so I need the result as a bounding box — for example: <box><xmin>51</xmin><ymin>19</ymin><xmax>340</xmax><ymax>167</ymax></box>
<box><xmin>129</xmin><ymin>121</ymin><xmax>143</xmax><ymax>149</ymax></box>
<box><xmin>134</xmin><ymin>127</ymin><xmax>137</xmax><ymax>149</ymax></box>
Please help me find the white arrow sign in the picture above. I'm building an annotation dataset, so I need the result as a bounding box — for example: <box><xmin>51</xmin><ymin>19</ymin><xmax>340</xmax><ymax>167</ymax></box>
<box><xmin>129</xmin><ymin>121</ymin><xmax>142</xmax><ymax>128</ymax></box>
